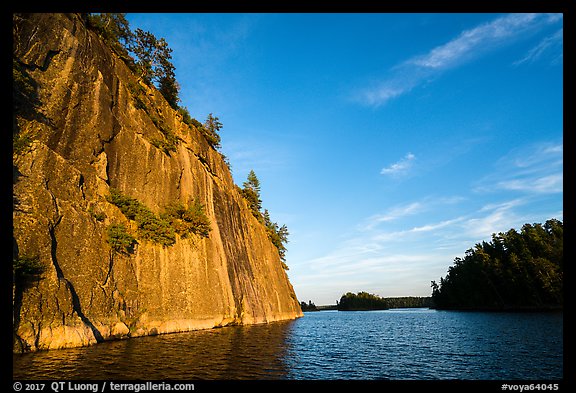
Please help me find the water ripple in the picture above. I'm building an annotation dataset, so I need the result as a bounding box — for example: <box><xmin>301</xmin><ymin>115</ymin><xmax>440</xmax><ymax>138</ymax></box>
<box><xmin>13</xmin><ymin>309</ymin><xmax>562</xmax><ymax>380</ymax></box>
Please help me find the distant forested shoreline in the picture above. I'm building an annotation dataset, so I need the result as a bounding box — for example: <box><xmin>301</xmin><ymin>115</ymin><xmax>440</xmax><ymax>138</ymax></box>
<box><xmin>299</xmin><ymin>294</ymin><xmax>433</xmax><ymax>312</ymax></box>
<box><xmin>336</xmin><ymin>292</ymin><xmax>433</xmax><ymax>311</ymax></box>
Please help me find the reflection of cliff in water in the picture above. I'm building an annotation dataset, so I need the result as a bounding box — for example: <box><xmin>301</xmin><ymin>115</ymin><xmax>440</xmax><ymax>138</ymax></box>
<box><xmin>13</xmin><ymin>319</ymin><xmax>297</xmax><ymax>380</ymax></box>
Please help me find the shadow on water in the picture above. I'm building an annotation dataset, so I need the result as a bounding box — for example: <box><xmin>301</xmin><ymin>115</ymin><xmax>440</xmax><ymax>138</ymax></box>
<box><xmin>13</xmin><ymin>320</ymin><xmax>297</xmax><ymax>380</ymax></box>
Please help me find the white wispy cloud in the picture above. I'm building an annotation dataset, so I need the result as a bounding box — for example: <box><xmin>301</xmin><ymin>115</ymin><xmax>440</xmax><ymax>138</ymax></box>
<box><xmin>411</xmin><ymin>217</ymin><xmax>467</xmax><ymax>233</ymax></box>
<box><xmin>479</xmin><ymin>198</ymin><xmax>525</xmax><ymax>212</ymax></box>
<box><xmin>381</xmin><ymin>152</ymin><xmax>416</xmax><ymax>177</ymax></box>
<box><xmin>357</xmin><ymin>76</ymin><xmax>421</xmax><ymax>107</ymax></box>
<box><xmin>497</xmin><ymin>174</ymin><xmax>563</xmax><ymax>193</ymax></box>
<box><xmin>307</xmin><ymin>197</ymin><xmax>530</xmax><ymax>274</ymax></box>
<box><xmin>513</xmin><ymin>27</ymin><xmax>563</xmax><ymax>66</ymax></box>
<box><xmin>462</xmin><ymin>199</ymin><xmax>525</xmax><ymax>239</ymax></box>
<box><xmin>361</xmin><ymin>202</ymin><xmax>423</xmax><ymax>230</ymax></box>
<box><xmin>360</xmin><ymin>195</ymin><xmax>466</xmax><ymax>231</ymax></box>
<box><xmin>474</xmin><ymin>141</ymin><xmax>563</xmax><ymax>195</ymax></box>
<box><xmin>355</xmin><ymin>13</ymin><xmax>563</xmax><ymax>107</ymax></box>
<box><xmin>409</xmin><ymin>13</ymin><xmax>543</xmax><ymax>69</ymax></box>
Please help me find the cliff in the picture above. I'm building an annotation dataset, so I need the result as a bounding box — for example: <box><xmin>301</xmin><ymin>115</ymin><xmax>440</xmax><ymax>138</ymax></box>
<box><xmin>12</xmin><ymin>13</ymin><xmax>302</xmax><ymax>353</ymax></box>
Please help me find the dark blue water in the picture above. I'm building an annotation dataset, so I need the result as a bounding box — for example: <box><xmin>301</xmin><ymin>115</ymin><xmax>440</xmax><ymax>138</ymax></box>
<box><xmin>13</xmin><ymin>309</ymin><xmax>563</xmax><ymax>380</ymax></box>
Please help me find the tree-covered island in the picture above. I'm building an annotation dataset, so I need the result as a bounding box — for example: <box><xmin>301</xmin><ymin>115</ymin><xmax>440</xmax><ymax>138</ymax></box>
<box><xmin>337</xmin><ymin>292</ymin><xmax>433</xmax><ymax>311</ymax></box>
<box><xmin>300</xmin><ymin>301</ymin><xmax>319</xmax><ymax>312</ymax></box>
<box><xmin>431</xmin><ymin>219</ymin><xmax>563</xmax><ymax>311</ymax></box>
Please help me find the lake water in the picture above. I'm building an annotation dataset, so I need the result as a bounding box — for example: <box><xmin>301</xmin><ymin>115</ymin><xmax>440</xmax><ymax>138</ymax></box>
<box><xmin>13</xmin><ymin>309</ymin><xmax>563</xmax><ymax>380</ymax></box>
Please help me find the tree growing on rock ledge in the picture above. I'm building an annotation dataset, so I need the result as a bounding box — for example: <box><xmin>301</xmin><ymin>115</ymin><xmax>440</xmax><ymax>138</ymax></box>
<box><xmin>86</xmin><ymin>13</ymin><xmax>180</xmax><ymax>110</ymax></box>
<box><xmin>130</xmin><ymin>28</ymin><xmax>180</xmax><ymax>109</ymax></box>
<box><xmin>241</xmin><ymin>170</ymin><xmax>290</xmax><ymax>269</ymax></box>
<box><xmin>202</xmin><ymin>113</ymin><xmax>223</xmax><ymax>149</ymax></box>
<box><xmin>86</xmin><ymin>14</ymin><xmax>233</xmax><ymax>151</ymax></box>
<box><xmin>241</xmin><ymin>169</ymin><xmax>262</xmax><ymax>215</ymax></box>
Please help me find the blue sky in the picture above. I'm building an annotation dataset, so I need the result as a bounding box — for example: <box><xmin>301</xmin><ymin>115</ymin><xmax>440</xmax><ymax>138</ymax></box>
<box><xmin>126</xmin><ymin>13</ymin><xmax>563</xmax><ymax>305</ymax></box>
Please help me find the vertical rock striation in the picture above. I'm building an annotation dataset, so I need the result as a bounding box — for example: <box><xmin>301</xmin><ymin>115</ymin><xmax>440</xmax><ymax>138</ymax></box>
<box><xmin>13</xmin><ymin>13</ymin><xmax>302</xmax><ymax>353</ymax></box>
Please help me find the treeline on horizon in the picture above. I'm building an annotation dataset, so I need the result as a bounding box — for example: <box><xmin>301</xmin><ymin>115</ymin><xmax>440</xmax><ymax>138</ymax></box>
<box><xmin>431</xmin><ymin>219</ymin><xmax>563</xmax><ymax>310</ymax></box>
<box><xmin>335</xmin><ymin>293</ymin><xmax>433</xmax><ymax>311</ymax></box>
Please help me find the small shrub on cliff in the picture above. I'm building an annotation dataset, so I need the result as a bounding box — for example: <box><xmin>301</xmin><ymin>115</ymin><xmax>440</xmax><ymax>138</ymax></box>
<box><xmin>177</xmin><ymin>106</ymin><xmax>194</xmax><ymax>127</ymax></box>
<box><xmin>107</xmin><ymin>189</ymin><xmax>176</xmax><ymax>247</ymax></box>
<box><xmin>162</xmin><ymin>199</ymin><xmax>211</xmax><ymax>239</ymax></box>
<box><xmin>190</xmin><ymin>117</ymin><xmax>204</xmax><ymax>130</ymax></box>
<box><xmin>88</xmin><ymin>205</ymin><xmax>106</xmax><ymax>221</ymax></box>
<box><xmin>13</xmin><ymin>59</ymin><xmax>41</xmax><ymax>156</ymax></box>
<box><xmin>13</xmin><ymin>255</ymin><xmax>45</xmax><ymax>285</ymax></box>
<box><xmin>150</xmin><ymin>130</ymin><xmax>179</xmax><ymax>155</ymax></box>
<box><xmin>107</xmin><ymin>224</ymin><xmax>137</xmax><ymax>254</ymax></box>
<box><xmin>175</xmin><ymin>108</ymin><xmax>210</xmax><ymax>144</ymax></box>
<box><xmin>13</xmin><ymin>59</ymin><xmax>36</xmax><ymax>103</ymax></box>
<box><xmin>127</xmin><ymin>81</ymin><xmax>147</xmax><ymax>111</ymax></box>
<box><xmin>148</xmin><ymin>111</ymin><xmax>180</xmax><ymax>155</ymax></box>
<box><xmin>106</xmin><ymin>188</ymin><xmax>142</xmax><ymax>219</ymax></box>
<box><xmin>13</xmin><ymin>130</ymin><xmax>36</xmax><ymax>157</ymax></box>
<box><xmin>135</xmin><ymin>209</ymin><xmax>176</xmax><ymax>247</ymax></box>
<box><xmin>105</xmin><ymin>189</ymin><xmax>210</xmax><ymax>247</ymax></box>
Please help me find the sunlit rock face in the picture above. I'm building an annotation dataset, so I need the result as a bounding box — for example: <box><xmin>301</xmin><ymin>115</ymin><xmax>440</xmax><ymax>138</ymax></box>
<box><xmin>13</xmin><ymin>13</ymin><xmax>302</xmax><ymax>353</ymax></box>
